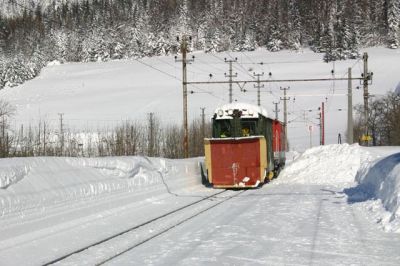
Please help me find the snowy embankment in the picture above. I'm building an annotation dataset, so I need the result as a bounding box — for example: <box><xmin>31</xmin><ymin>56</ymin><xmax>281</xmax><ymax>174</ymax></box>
<box><xmin>276</xmin><ymin>144</ymin><xmax>361</xmax><ymax>185</ymax></box>
<box><xmin>351</xmin><ymin>149</ymin><xmax>400</xmax><ymax>232</ymax></box>
<box><xmin>1</xmin><ymin>144</ymin><xmax>399</xmax><ymax>233</ymax></box>
<box><xmin>276</xmin><ymin>144</ymin><xmax>400</xmax><ymax>232</ymax></box>
<box><xmin>0</xmin><ymin>157</ymin><xmax>202</xmax><ymax>217</ymax></box>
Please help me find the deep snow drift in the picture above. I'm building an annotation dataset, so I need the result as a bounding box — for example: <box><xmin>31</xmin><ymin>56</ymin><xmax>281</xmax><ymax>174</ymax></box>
<box><xmin>351</xmin><ymin>148</ymin><xmax>400</xmax><ymax>232</ymax></box>
<box><xmin>276</xmin><ymin>144</ymin><xmax>361</xmax><ymax>185</ymax></box>
<box><xmin>277</xmin><ymin>144</ymin><xmax>400</xmax><ymax>232</ymax></box>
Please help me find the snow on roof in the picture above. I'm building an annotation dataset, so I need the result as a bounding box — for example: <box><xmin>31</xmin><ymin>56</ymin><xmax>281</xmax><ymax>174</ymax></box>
<box><xmin>213</xmin><ymin>102</ymin><xmax>269</xmax><ymax>120</ymax></box>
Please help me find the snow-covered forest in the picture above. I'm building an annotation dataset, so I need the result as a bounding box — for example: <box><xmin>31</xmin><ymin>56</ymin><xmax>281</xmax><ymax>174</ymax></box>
<box><xmin>0</xmin><ymin>0</ymin><xmax>400</xmax><ymax>88</ymax></box>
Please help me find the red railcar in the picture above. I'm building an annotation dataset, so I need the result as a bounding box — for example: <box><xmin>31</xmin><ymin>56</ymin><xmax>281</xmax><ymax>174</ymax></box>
<box><xmin>204</xmin><ymin>103</ymin><xmax>285</xmax><ymax>188</ymax></box>
<box><xmin>272</xmin><ymin>120</ymin><xmax>286</xmax><ymax>173</ymax></box>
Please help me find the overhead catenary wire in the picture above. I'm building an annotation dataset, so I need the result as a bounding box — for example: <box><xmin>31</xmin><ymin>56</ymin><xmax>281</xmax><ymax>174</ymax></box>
<box><xmin>195</xmin><ymin>56</ymin><xmax>229</xmax><ymax>74</ymax></box>
<box><xmin>240</xmin><ymin>59</ymin><xmax>322</xmax><ymax>65</ymax></box>
<box><xmin>225</xmin><ymin>51</ymin><xmax>256</xmax><ymax>81</ymax></box>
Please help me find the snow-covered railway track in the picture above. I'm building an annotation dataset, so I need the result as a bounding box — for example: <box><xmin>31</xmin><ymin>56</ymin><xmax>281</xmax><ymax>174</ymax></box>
<box><xmin>42</xmin><ymin>189</ymin><xmax>245</xmax><ymax>266</ymax></box>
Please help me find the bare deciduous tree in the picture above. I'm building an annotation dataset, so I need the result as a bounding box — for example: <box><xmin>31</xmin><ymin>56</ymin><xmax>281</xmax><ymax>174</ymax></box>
<box><xmin>354</xmin><ymin>92</ymin><xmax>400</xmax><ymax>145</ymax></box>
<box><xmin>0</xmin><ymin>100</ymin><xmax>15</xmax><ymax>157</ymax></box>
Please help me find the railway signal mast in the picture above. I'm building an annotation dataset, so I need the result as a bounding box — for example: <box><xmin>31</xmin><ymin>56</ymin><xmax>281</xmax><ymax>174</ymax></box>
<box><xmin>253</xmin><ymin>72</ymin><xmax>265</xmax><ymax>106</ymax></box>
<box><xmin>347</xmin><ymin>68</ymin><xmax>353</xmax><ymax>144</ymax></box>
<box><xmin>280</xmin><ymin>87</ymin><xmax>290</xmax><ymax>151</ymax></box>
<box><xmin>225</xmin><ymin>58</ymin><xmax>238</xmax><ymax>103</ymax></box>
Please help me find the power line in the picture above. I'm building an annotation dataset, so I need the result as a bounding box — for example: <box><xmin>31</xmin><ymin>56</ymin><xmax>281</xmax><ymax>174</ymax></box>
<box><xmin>195</xmin><ymin>56</ymin><xmax>229</xmax><ymax>74</ymax></box>
<box><xmin>135</xmin><ymin>58</ymin><xmax>179</xmax><ymax>81</ymax></box>
<box><xmin>240</xmin><ymin>59</ymin><xmax>322</xmax><ymax>65</ymax></box>
<box><xmin>225</xmin><ymin>51</ymin><xmax>256</xmax><ymax>80</ymax></box>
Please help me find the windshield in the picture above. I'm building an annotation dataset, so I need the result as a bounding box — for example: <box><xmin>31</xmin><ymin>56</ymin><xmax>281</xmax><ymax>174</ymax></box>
<box><xmin>213</xmin><ymin>119</ymin><xmax>258</xmax><ymax>138</ymax></box>
<box><xmin>240</xmin><ymin>119</ymin><xmax>257</xmax><ymax>136</ymax></box>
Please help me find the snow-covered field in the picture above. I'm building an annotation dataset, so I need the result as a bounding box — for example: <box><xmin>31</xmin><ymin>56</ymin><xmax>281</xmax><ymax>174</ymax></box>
<box><xmin>0</xmin><ymin>47</ymin><xmax>400</xmax><ymax>264</ymax></box>
<box><xmin>0</xmin><ymin>144</ymin><xmax>399</xmax><ymax>265</ymax></box>
<box><xmin>0</xmin><ymin>47</ymin><xmax>399</xmax><ymax>151</ymax></box>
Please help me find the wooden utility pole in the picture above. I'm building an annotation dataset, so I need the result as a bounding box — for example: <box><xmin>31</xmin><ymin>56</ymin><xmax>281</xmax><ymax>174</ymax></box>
<box><xmin>200</xmin><ymin>107</ymin><xmax>206</xmax><ymax>139</ymax></box>
<box><xmin>253</xmin><ymin>72</ymin><xmax>264</xmax><ymax>106</ymax></box>
<box><xmin>175</xmin><ymin>35</ymin><xmax>194</xmax><ymax>158</ymax></box>
<box><xmin>273</xmin><ymin>101</ymin><xmax>280</xmax><ymax>120</ymax></box>
<box><xmin>1</xmin><ymin>116</ymin><xmax>4</xmax><ymax>157</ymax></box>
<box><xmin>362</xmin><ymin>52</ymin><xmax>371</xmax><ymax>146</ymax></box>
<box><xmin>58</xmin><ymin>113</ymin><xmax>64</xmax><ymax>156</ymax></box>
<box><xmin>317</xmin><ymin>112</ymin><xmax>322</xmax><ymax>145</ymax></box>
<box><xmin>148</xmin><ymin>112</ymin><xmax>154</xmax><ymax>157</ymax></box>
<box><xmin>321</xmin><ymin>102</ymin><xmax>325</xmax><ymax>145</ymax></box>
<box><xmin>347</xmin><ymin>68</ymin><xmax>353</xmax><ymax>144</ymax></box>
<box><xmin>280</xmin><ymin>87</ymin><xmax>290</xmax><ymax>151</ymax></box>
<box><xmin>43</xmin><ymin>121</ymin><xmax>46</xmax><ymax>156</ymax></box>
<box><xmin>225</xmin><ymin>58</ymin><xmax>237</xmax><ymax>103</ymax></box>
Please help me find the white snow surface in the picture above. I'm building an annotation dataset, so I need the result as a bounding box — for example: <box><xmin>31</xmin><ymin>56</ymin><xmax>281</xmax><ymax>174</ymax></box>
<box><xmin>0</xmin><ymin>156</ymin><xmax>200</xmax><ymax>217</ymax></box>
<box><xmin>1</xmin><ymin>47</ymin><xmax>399</xmax><ymax>150</ymax></box>
<box><xmin>352</xmin><ymin>147</ymin><xmax>400</xmax><ymax>232</ymax></box>
<box><xmin>276</xmin><ymin>144</ymin><xmax>361</xmax><ymax>185</ymax></box>
<box><xmin>0</xmin><ymin>146</ymin><xmax>400</xmax><ymax>264</ymax></box>
<box><xmin>0</xmin><ymin>46</ymin><xmax>400</xmax><ymax>263</ymax></box>
<box><xmin>279</xmin><ymin>144</ymin><xmax>400</xmax><ymax>233</ymax></box>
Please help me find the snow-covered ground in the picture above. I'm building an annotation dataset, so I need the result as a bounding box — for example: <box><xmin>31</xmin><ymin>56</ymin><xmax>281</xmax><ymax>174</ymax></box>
<box><xmin>278</xmin><ymin>144</ymin><xmax>400</xmax><ymax>233</ymax></box>
<box><xmin>0</xmin><ymin>144</ymin><xmax>399</xmax><ymax>265</ymax></box>
<box><xmin>0</xmin><ymin>47</ymin><xmax>399</xmax><ymax>151</ymax></box>
<box><xmin>0</xmin><ymin>47</ymin><xmax>400</xmax><ymax>264</ymax></box>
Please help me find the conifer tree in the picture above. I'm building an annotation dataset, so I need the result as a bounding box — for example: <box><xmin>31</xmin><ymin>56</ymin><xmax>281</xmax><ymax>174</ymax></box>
<box><xmin>387</xmin><ymin>0</ymin><xmax>400</xmax><ymax>48</ymax></box>
<box><xmin>287</xmin><ymin>0</ymin><xmax>302</xmax><ymax>50</ymax></box>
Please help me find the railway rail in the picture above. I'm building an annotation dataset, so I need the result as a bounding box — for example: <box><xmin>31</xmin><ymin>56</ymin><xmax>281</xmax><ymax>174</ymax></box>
<box><xmin>42</xmin><ymin>189</ymin><xmax>245</xmax><ymax>265</ymax></box>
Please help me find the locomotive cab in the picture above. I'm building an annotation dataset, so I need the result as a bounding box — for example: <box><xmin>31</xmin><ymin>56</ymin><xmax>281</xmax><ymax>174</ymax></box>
<box><xmin>204</xmin><ymin>103</ymin><xmax>285</xmax><ymax>188</ymax></box>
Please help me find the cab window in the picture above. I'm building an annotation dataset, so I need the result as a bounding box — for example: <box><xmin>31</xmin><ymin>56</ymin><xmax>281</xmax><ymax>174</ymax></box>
<box><xmin>240</xmin><ymin>120</ymin><xmax>257</xmax><ymax>136</ymax></box>
<box><xmin>215</xmin><ymin>120</ymin><xmax>232</xmax><ymax>138</ymax></box>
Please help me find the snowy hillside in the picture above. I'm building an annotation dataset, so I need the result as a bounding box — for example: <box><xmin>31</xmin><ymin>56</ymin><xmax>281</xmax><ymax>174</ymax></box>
<box><xmin>1</xmin><ymin>47</ymin><xmax>400</xmax><ymax>151</ymax></box>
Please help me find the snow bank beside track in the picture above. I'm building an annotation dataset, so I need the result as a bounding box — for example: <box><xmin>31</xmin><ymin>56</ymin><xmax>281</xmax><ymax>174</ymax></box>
<box><xmin>349</xmin><ymin>150</ymin><xmax>400</xmax><ymax>232</ymax></box>
<box><xmin>274</xmin><ymin>143</ymin><xmax>400</xmax><ymax>232</ymax></box>
<box><xmin>0</xmin><ymin>157</ymin><xmax>202</xmax><ymax>217</ymax></box>
<box><xmin>275</xmin><ymin>144</ymin><xmax>361</xmax><ymax>185</ymax></box>
<box><xmin>0</xmin><ymin>160</ymin><xmax>31</xmax><ymax>189</ymax></box>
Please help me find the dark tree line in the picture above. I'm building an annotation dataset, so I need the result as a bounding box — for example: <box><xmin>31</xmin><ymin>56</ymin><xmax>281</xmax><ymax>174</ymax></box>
<box><xmin>0</xmin><ymin>0</ymin><xmax>399</xmax><ymax>88</ymax></box>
